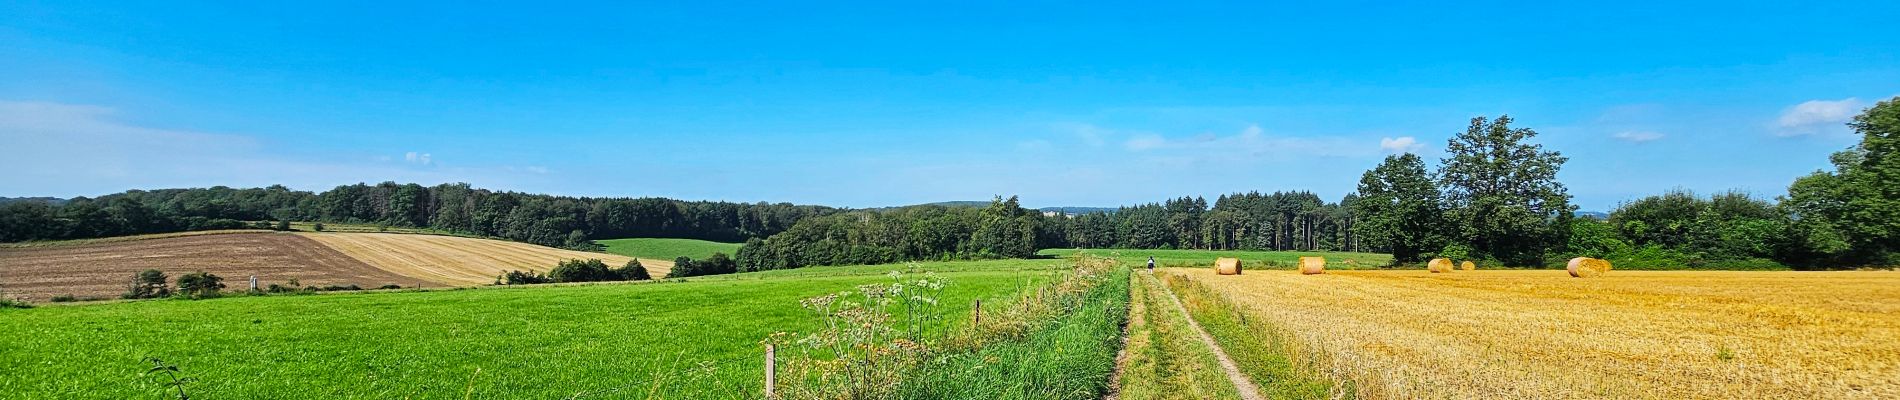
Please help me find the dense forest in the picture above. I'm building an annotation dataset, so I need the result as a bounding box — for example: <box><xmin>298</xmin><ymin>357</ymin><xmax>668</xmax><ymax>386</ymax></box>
<box><xmin>0</xmin><ymin>183</ymin><xmax>836</xmax><ymax>249</ymax></box>
<box><xmin>7</xmin><ymin>97</ymin><xmax>1896</xmax><ymax>271</ymax></box>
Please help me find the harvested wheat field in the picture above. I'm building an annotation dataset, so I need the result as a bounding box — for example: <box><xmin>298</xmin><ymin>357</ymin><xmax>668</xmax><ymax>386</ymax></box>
<box><xmin>297</xmin><ymin>232</ymin><xmax>669</xmax><ymax>285</ymax></box>
<box><xmin>0</xmin><ymin>232</ymin><xmax>415</xmax><ymax>301</ymax></box>
<box><xmin>1165</xmin><ymin>268</ymin><xmax>1900</xmax><ymax>399</ymax></box>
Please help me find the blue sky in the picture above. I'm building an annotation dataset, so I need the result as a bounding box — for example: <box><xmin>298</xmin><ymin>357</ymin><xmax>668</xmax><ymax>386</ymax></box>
<box><xmin>2</xmin><ymin>2</ymin><xmax>1895</xmax><ymax>210</ymax></box>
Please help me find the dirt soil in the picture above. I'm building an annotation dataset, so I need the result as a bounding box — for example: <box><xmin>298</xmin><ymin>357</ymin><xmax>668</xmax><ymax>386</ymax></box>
<box><xmin>0</xmin><ymin>232</ymin><xmax>417</xmax><ymax>301</ymax></box>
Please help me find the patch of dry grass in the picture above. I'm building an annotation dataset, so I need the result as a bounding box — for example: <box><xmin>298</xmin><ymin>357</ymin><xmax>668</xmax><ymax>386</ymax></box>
<box><xmin>1167</xmin><ymin>268</ymin><xmax>1900</xmax><ymax>399</ymax></box>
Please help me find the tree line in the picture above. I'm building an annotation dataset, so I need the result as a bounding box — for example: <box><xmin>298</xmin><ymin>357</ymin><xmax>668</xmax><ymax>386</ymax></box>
<box><xmin>1350</xmin><ymin>98</ymin><xmax>1900</xmax><ymax>269</ymax></box>
<box><xmin>0</xmin><ymin>182</ymin><xmax>838</xmax><ymax>249</ymax></box>
<box><xmin>8</xmin><ymin>98</ymin><xmax>1895</xmax><ymax>271</ymax></box>
<box><xmin>739</xmin><ymin>97</ymin><xmax>1900</xmax><ymax>271</ymax></box>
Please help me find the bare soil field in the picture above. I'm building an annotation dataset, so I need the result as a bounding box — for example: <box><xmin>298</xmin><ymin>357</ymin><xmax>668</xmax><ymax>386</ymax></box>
<box><xmin>1167</xmin><ymin>268</ymin><xmax>1900</xmax><ymax>399</ymax></box>
<box><xmin>0</xmin><ymin>232</ymin><xmax>414</xmax><ymax>301</ymax></box>
<box><xmin>297</xmin><ymin>232</ymin><xmax>670</xmax><ymax>285</ymax></box>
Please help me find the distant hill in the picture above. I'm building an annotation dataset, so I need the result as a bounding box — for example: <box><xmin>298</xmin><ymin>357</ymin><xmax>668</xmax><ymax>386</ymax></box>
<box><xmin>886</xmin><ymin>201</ymin><xmax>1114</xmax><ymax>215</ymax></box>
<box><xmin>0</xmin><ymin>197</ymin><xmax>66</xmax><ymax>206</ymax></box>
<box><xmin>1038</xmin><ymin>206</ymin><xmax>1116</xmax><ymax>215</ymax></box>
<box><xmin>1575</xmin><ymin>211</ymin><xmax>1609</xmax><ymax>220</ymax></box>
<box><xmin>917</xmin><ymin>201</ymin><xmax>991</xmax><ymax>208</ymax></box>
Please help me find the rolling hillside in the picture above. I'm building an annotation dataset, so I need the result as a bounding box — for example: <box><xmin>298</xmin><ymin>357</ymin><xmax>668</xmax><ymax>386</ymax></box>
<box><xmin>300</xmin><ymin>232</ymin><xmax>669</xmax><ymax>285</ymax></box>
<box><xmin>0</xmin><ymin>231</ymin><xmax>672</xmax><ymax>301</ymax></box>
<box><xmin>0</xmin><ymin>232</ymin><xmax>414</xmax><ymax>301</ymax></box>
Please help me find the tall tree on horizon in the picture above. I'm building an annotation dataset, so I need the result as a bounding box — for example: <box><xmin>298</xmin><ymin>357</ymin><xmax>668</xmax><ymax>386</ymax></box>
<box><xmin>1351</xmin><ymin>153</ymin><xmax>1445</xmax><ymax>263</ymax></box>
<box><xmin>1438</xmin><ymin>115</ymin><xmax>1575</xmax><ymax>266</ymax></box>
<box><xmin>1781</xmin><ymin>96</ymin><xmax>1900</xmax><ymax>265</ymax></box>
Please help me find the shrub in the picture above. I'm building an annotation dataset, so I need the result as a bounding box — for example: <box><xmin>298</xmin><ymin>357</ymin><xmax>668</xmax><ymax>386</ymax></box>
<box><xmin>274</xmin><ymin>220</ymin><xmax>291</xmax><ymax>231</ymax></box>
<box><xmin>666</xmin><ymin>253</ymin><xmax>738</xmax><ymax>278</ymax></box>
<box><xmin>266</xmin><ymin>284</ymin><xmax>297</xmax><ymax>293</ymax></box>
<box><xmin>0</xmin><ymin>285</ymin><xmax>29</xmax><ymax>309</ymax></box>
<box><xmin>377</xmin><ymin>284</ymin><xmax>402</xmax><ymax>290</ymax></box>
<box><xmin>175</xmin><ymin>271</ymin><xmax>226</xmax><ymax>298</ymax></box>
<box><xmin>548</xmin><ymin>259</ymin><xmax>615</xmax><ymax>283</ymax></box>
<box><xmin>124</xmin><ymin>269</ymin><xmax>171</xmax><ymax>299</ymax></box>
<box><xmin>312</xmin><ymin>222</ymin><xmax>325</xmax><ymax>232</ymax></box>
<box><xmin>498</xmin><ymin>270</ymin><xmax>551</xmax><ymax>285</ymax></box>
<box><xmin>50</xmin><ymin>294</ymin><xmax>78</xmax><ymax>303</ymax></box>
<box><xmin>617</xmin><ymin>259</ymin><xmax>652</xmax><ymax>281</ymax></box>
<box><xmin>320</xmin><ymin>284</ymin><xmax>363</xmax><ymax>291</ymax></box>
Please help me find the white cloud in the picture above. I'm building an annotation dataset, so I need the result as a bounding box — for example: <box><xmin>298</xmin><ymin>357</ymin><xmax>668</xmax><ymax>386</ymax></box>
<box><xmin>1108</xmin><ymin>124</ymin><xmax>1370</xmax><ymax>159</ymax></box>
<box><xmin>404</xmin><ymin>151</ymin><xmax>434</xmax><ymax>165</ymax></box>
<box><xmin>1379</xmin><ymin>136</ymin><xmax>1423</xmax><ymax>154</ymax></box>
<box><xmin>1052</xmin><ymin>123</ymin><xmax>1110</xmax><ymax>147</ymax></box>
<box><xmin>1777</xmin><ymin>98</ymin><xmax>1863</xmax><ymax>136</ymax></box>
<box><xmin>0</xmin><ymin>100</ymin><xmax>537</xmax><ymax>197</ymax></box>
<box><xmin>1015</xmin><ymin>139</ymin><xmax>1052</xmax><ymax>151</ymax></box>
<box><xmin>1611</xmin><ymin>131</ymin><xmax>1665</xmax><ymax>143</ymax></box>
<box><xmin>1124</xmin><ymin>134</ymin><xmax>1167</xmax><ymax>151</ymax></box>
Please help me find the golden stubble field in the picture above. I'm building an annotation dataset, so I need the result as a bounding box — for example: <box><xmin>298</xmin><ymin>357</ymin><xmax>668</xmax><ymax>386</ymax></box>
<box><xmin>1167</xmin><ymin>268</ymin><xmax>1900</xmax><ymax>399</ymax></box>
<box><xmin>297</xmin><ymin>232</ymin><xmax>671</xmax><ymax>286</ymax></box>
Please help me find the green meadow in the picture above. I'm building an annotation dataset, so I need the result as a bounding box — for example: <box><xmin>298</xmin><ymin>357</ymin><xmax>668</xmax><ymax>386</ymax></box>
<box><xmin>1039</xmin><ymin>248</ymin><xmax>1394</xmax><ymax>269</ymax></box>
<box><xmin>595</xmin><ymin>237</ymin><xmax>745</xmax><ymax>261</ymax></box>
<box><xmin>0</xmin><ymin>259</ymin><xmax>1066</xmax><ymax>399</ymax></box>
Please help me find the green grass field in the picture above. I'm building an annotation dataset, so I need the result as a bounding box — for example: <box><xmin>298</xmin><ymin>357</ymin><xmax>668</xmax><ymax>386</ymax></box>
<box><xmin>595</xmin><ymin>238</ymin><xmax>744</xmax><ymax>260</ymax></box>
<box><xmin>1038</xmin><ymin>248</ymin><xmax>1394</xmax><ymax>270</ymax></box>
<box><xmin>0</xmin><ymin>259</ymin><xmax>1066</xmax><ymax>399</ymax></box>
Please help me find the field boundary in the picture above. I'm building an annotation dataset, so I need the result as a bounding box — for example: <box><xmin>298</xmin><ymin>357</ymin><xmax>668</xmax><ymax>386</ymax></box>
<box><xmin>1148</xmin><ymin>271</ymin><xmax>1265</xmax><ymax>400</ymax></box>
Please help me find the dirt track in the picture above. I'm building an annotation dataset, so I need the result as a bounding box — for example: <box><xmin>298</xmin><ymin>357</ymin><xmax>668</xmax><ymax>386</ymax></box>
<box><xmin>0</xmin><ymin>232</ymin><xmax>415</xmax><ymax>301</ymax></box>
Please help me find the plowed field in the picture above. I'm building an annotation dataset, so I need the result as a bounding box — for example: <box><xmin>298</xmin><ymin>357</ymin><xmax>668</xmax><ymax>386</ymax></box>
<box><xmin>0</xmin><ymin>232</ymin><xmax>412</xmax><ymax>300</ymax></box>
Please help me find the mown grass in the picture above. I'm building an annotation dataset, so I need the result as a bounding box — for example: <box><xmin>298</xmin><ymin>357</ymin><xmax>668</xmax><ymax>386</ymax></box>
<box><xmin>1163</xmin><ymin>272</ymin><xmax>1342</xmax><ymax>399</ymax></box>
<box><xmin>1038</xmin><ymin>248</ymin><xmax>1394</xmax><ymax>270</ymax></box>
<box><xmin>1113</xmin><ymin>271</ymin><xmax>1239</xmax><ymax>400</ymax></box>
<box><xmin>595</xmin><ymin>238</ymin><xmax>744</xmax><ymax>261</ymax></box>
<box><xmin>0</xmin><ymin>259</ymin><xmax>1066</xmax><ymax>399</ymax></box>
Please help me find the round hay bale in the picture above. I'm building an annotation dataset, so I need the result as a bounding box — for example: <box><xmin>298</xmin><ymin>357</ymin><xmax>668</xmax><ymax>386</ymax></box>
<box><xmin>1214</xmin><ymin>257</ymin><xmax>1242</xmax><ymax>275</ymax></box>
<box><xmin>1460</xmin><ymin>260</ymin><xmax>1476</xmax><ymax>271</ymax></box>
<box><xmin>1567</xmin><ymin>257</ymin><xmax>1613</xmax><ymax>278</ymax></box>
<box><xmin>1428</xmin><ymin>258</ymin><xmax>1453</xmax><ymax>273</ymax></box>
<box><xmin>1299</xmin><ymin>256</ymin><xmax>1326</xmax><ymax>275</ymax></box>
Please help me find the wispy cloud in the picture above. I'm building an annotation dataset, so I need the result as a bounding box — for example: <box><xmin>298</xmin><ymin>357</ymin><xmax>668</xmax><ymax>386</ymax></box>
<box><xmin>1611</xmin><ymin>131</ymin><xmax>1665</xmax><ymax>143</ymax></box>
<box><xmin>1379</xmin><ymin>136</ymin><xmax>1423</xmax><ymax>153</ymax></box>
<box><xmin>0</xmin><ymin>100</ymin><xmax>538</xmax><ymax>196</ymax></box>
<box><xmin>1109</xmin><ymin>124</ymin><xmax>1374</xmax><ymax>159</ymax></box>
<box><xmin>404</xmin><ymin>151</ymin><xmax>434</xmax><ymax>165</ymax></box>
<box><xmin>1124</xmin><ymin>134</ymin><xmax>1167</xmax><ymax>151</ymax></box>
<box><xmin>1052</xmin><ymin>123</ymin><xmax>1110</xmax><ymax>147</ymax></box>
<box><xmin>1776</xmin><ymin>98</ymin><xmax>1863</xmax><ymax>136</ymax></box>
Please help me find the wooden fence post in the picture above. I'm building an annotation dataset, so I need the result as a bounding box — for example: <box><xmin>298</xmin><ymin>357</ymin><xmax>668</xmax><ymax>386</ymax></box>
<box><xmin>973</xmin><ymin>300</ymin><xmax>982</xmax><ymax>326</ymax></box>
<box><xmin>764</xmin><ymin>343</ymin><xmax>776</xmax><ymax>399</ymax></box>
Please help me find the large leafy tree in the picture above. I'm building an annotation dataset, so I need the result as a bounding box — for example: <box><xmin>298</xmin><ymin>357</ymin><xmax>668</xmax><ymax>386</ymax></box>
<box><xmin>1350</xmin><ymin>153</ymin><xmax>1445</xmax><ymax>263</ymax></box>
<box><xmin>1781</xmin><ymin>96</ymin><xmax>1900</xmax><ymax>265</ymax></box>
<box><xmin>1438</xmin><ymin>115</ymin><xmax>1575</xmax><ymax>266</ymax></box>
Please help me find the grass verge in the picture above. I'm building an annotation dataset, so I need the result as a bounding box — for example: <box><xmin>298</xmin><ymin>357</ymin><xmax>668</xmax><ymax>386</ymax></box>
<box><xmin>1162</xmin><ymin>272</ymin><xmax>1345</xmax><ymax>399</ymax></box>
<box><xmin>1112</xmin><ymin>271</ymin><xmax>1239</xmax><ymax>399</ymax></box>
